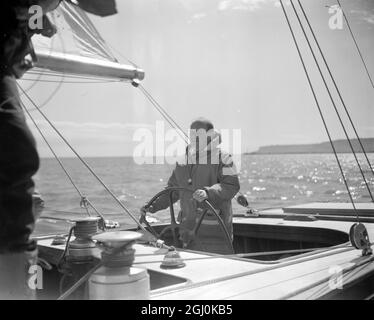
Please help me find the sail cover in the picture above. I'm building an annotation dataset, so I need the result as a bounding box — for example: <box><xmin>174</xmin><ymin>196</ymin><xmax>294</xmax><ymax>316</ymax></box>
<box><xmin>31</xmin><ymin>2</ymin><xmax>144</xmax><ymax>81</ymax></box>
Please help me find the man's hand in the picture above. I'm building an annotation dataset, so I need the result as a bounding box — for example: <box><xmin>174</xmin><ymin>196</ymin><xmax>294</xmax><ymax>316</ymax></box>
<box><xmin>180</xmin><ymin>229</ymin><xmax>195</xmax><ymax>248</ymax></box>
<box><xmin>140</xmin><ymin>205</ymin><xmax>155</xmax><ymax>223</ymax></box>
<box><xmin>192</xmin><ymin>189</ymin><xmax>208</xmax><ymax>203</ymax></box>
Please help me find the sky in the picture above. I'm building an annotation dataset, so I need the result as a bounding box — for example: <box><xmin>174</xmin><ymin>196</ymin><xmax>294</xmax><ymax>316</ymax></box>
<box><xmin>20</xmin><ymin>0</ymin><xmax>374</xmax><ymax>157</ymax></box>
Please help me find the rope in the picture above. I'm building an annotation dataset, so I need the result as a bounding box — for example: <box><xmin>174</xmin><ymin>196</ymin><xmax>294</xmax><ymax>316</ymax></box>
<box><xmin>132</xmin><ymin>246</ymin><xmax>342</xmax><ymax>264</ymax></box>
<box><xmin>137</xmin><ymin>84</ymin><xmax>248</xmax><ymax>200</ymax></box>
<box><xmin>225</xmin><ymin>258</ymin><xmax>348</xmax><ymax>300</ymax></box>
<box><xmin>278</xmin><ymin>254</ymin><xmax>374</xmax><ymax>300</ymax></box>
<box><xmin>298</xmin><ymin>0</ymin><xmax>374</xmax><ymax>179</ymax></box>
<box><xmin>57</xmin><ymin>226</ymin><xmax>75</xmax><ymax>269</ymax></box>
<box><xmin>27</xmin><ymin>69</ymin><xmax>127</xmax><ymax>82</ymax></box>
<box><xmin>336</xmin><ymin>0</ymin><xmax>374</xmax><ymax>90</ymax></box>
<box><xmin>304</xmin><ymin>261</ymin><xmax>369</xmax><ymax>300</ymax></box>
<box><xmin>21</xmin><ymin>78</ymin><xmax>122</xmax><ymax>84</ymax></box>
<box><xmin>20</xmin><ymin>98</ymin><xmax>92</xmax><ymax>217</ymax></box>
<box><xmin>151</xmin><ymin>244</ymin><xmax>354</xmax><ymax>297</ymax></box>
<box><xmin>25</xmin><ymin>31</ymin><xmax>67</xmax><ymax>112</ymax></box>
<box><xmin>138</xmin><ymin>84</ymin><xmax>189</xmax><ymax>144</ymax></box>
<box><xmin>18</xmin><ymin>84</ymin><xmax>155</xmax><ymax>239</ymax></box>
<box><xmin>98</xmin><ymin>41</ymin><xmax>190</xmax><ymax>143</ymax></box>
<box><xmin>279</xmin><ymin>0</ymin><xmax>359</xmax><ymax>218</ymax></box>
<box><xmin>289</xmin><ymin>0</ymin><xmax>373</xmax><ymax>203</ymax></box>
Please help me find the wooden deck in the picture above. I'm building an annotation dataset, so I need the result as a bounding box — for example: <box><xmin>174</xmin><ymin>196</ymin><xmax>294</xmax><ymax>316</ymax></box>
<box><xmin>283</xmin><ymin>202</ymin><xmax>374</xmax><ymax>217</ymax></box>
<box><xmin>36</xmin><ymin>202</ymin><xmax>374</xmax><ymax>300</ymax></box>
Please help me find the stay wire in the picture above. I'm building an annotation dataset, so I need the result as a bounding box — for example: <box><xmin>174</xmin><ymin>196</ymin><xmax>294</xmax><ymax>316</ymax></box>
<box><xmin>336</xmin><ymin>0</ymin><xmax>374</xmax><ymax>90</ymax></box>
<box><xmin>298</xmin><ymin>0</ymin><xmax>374</xmax><ymax>178</ymax></box>
<box><xmin>138</xmin><ymin>84</ymin><xmax>189</xmax><ymax>144</ymax></box>
<box><xmin>18</xmin><ymin>84</ymin><xmax>154</xmax><ymax>237</ymax></box>
<box><xmin>104</xmin><ymin>44</ymin><xmax>189</xmax><ymax>143</ymax></box>
<box><xmin>20</xmin><ymin>98</ymin><xmax>91</xmax><ymax>217</ymax></box>
<box><xmin>289</xmin><ymin>0</ymin><xmax>373</xmax><ymax>202</ymax></box>
<box><xmin>279</xmin><ymin>0</ymin><xmax>358</xmax><ymax>216</ymax></box>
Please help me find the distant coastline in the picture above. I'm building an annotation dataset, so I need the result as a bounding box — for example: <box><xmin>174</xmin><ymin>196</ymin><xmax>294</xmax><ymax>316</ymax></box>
<box><xmin>247</xmin><ymin>138</ymin><xmax>374</xmax><ymax>155</ymax></box>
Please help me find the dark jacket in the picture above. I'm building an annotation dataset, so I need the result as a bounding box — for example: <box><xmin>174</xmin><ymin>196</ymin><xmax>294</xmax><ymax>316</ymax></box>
<box><xmin>0</xmin><ymin>75</ymin><xmax>39</xmax><ymax>253</ymax></box>
<box><xmin>151</xmin><ymin>140</ymin><xmax>240</xmax><ymax>247</ymax></box>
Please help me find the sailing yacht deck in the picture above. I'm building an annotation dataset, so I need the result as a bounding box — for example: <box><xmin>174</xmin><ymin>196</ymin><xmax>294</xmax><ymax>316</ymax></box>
<box><xmin>36</xmin><ymin>202</ymin><xmax>374</xmax><ymax>300</ymax></box>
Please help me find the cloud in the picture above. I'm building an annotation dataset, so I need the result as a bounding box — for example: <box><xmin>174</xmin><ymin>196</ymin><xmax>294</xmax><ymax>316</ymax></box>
<box><xmin>363</xmin><ymin>14</ymin><xmax>374</xmax><ymax>24</ymax></box>
<box><xmin>218</xmin><ymin>0</ymin><xmax>277</xmax><ymax>12</ymax></box>
<box><xmin>349</xmin><ymin>8</ymin><xmax>374</xmax><ymax>25</ymax></box>
<box><xmin>361</xmin><ymin>125</ymin><xmax>374</xmax><ymax>136</ymax></box>
<box><xmin>26</xmin><ymin>120</ymin><xmax>157</xmax><ymax>157</ymax></box>
<box><xmin>192</xmin><ymin>12</ymin><xmax>207</xmax><ymax>20</ymax></box>
<box><xmin>27</xmin><ymin>120</ymin><xmax>154</xmax><ymax>131</ymax></box>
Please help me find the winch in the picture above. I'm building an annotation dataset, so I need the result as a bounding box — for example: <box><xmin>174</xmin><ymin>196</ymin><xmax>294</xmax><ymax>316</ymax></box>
<box><xmin>66</xmin><ymin>217</ymin><xmax>101</xmax><ymax>262</ymax></box>
<box><xmin>88</xmin><ymin>231</ymin><xmax>150</xmax><ymax>300</ymax></box>
<box><xmin>58</xmin><ymin>217</ymin><xmax>101</xmax><ymax>299</ymax></box>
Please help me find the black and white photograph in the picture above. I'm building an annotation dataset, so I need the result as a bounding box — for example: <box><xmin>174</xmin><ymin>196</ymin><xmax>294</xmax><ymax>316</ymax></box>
<box><xmin>0</xmin><ymin>0</ymin><xmax>373</xmax><ymax>303</ymax></box>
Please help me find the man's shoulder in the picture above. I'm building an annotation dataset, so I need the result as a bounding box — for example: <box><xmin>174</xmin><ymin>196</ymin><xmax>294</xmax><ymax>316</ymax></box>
<box><xmin>219</xmin><ymin>150</ymin><xmax>239</xmax><ymax>176</ymax></box>
<box><xmin>219</xmin><ymin>150</ymin><xmax>235</xmax><ymax>166</ymax></box>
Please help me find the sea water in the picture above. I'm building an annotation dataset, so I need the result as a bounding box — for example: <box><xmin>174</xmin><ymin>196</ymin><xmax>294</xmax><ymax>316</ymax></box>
<box><xmin>33</xmin><ymin>153</ymin><xmax>374</xmax><ymax>236</ymax></box>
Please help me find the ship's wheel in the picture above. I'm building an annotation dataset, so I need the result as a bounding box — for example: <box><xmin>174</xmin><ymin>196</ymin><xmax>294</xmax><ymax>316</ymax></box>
<box><xmin>140</xmin><ymin>187</ymin><xmax>234</xmax><ymax>253</ymax></box>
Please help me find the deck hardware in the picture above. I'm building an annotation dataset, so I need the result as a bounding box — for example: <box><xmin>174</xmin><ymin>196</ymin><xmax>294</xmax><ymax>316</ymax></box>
<box><xmin>37</xmin><ymin>257</ymin><xmax>52</xmax><ymax>271</ymax></box>
<box><xmin>89</xmin><ymin>231</ymin><xmax>150</xmax><ymax>299</ymax></box>
<box><xmin>283</xmin><ymin>214</ymin><xmax>316</xmax><ymax>221</ymax></box>
<box><xmin>160</xmin><ymin>246</ymin><xmax>186</xmax><ymax>269</ymax></box>
<box><xmin>349</xmin><ymin>223</ymin><xmax>372</xmax><ymax>256</ymax></box>
<box><xmin>131</xmin><ymin>79</ymin><xmax>140</xmax><ymax>87</ymax></box>
<box><xmin>236</xmin><ymin>194</ymin><xmax>249</xmax><ymax>208</ymax></box>
<box><xmin>57</xmin><ymin>217</ymin><xmax>101</xmax><ymax>299</ymax></box>
<box><xmin>67</xmin><ymin>217</ymin><xmax>101</xmax><ymax>262</ymax></box>
<box><xmin>51</xmin><ymin>235</ymin><xmax>67</xmax><ymax>246</ymax></box>
<box><xmin>245</xmin><ymin>209</ymin><xmax>260</xmax><ymax>217</ymax></box>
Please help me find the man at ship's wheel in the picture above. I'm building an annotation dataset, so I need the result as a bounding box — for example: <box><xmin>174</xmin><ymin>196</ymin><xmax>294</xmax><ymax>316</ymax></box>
<box><xmin>141</xmin><ymin>118</ymin><xmax>240</xmax><ymax>254</ymax></box>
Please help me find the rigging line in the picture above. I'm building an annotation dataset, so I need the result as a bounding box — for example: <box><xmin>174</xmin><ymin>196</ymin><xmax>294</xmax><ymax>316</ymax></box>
<box><xmin>289</xmin><ymin>0</ymin><xmax>374</xmax><ymax>203</ymax></box>
<box><xmin>27</xmin><ymin>69</ymin><xmax>128</xmax><ymax>82</ymax></box>
<box><xmin>279</xmin><ymin>0</ymin><xmax>358</xmax><ymax>214</ymax></box>
<box><xmin>20</xmin><ymin>98</ymin><xmax>91</xmax><ymax>217</ymax></box>
<box><xmin>21</xmin><ymin>31</ymin><xmax>67</xmax><ymax>112</ymax></box>
<box><xmin>85</xmin><ymin>198</ymin><xmax>106</xmax><ymax>222</ymax></box>
<box><xmin>278</xmin><ymin>254</ymin><xmax>374</xmax><ymax>300</ymax></box>
<box><xmin>132</xmin><ymin>246</ymin><xmax>346</xmax><ymax>263</ymax></box>
<box><xmin>110</xmin><ymin>40</ymin><xmax>246</xmax><ymax>199</ymax></box>
<box><xmin>336</xmin><ymin>0</ymin><xmax>374</xmax><ymax>90</ymax></box>
<box><xmin>26</xmin><ymin>70</ymin><xmax>124</xmax><ymax>81</ymax></box>
<box><xmin>139</xmin><ymin>85</ymin><xmax>256</xmax><ymax>200</ymax></box>
<box><xmin>224</xmin><ymin>258</ymin><xmax>349</xmax><ymax>300</ymax></box>
<box><xmin>61</xmin><ymin>6</ymin><xmax>115</xmax><ymax>61</ymax></box>
<box><xmin>57</xmin><ymin>241</ymin><xmax>132</xmax><ymax>300</ymax></box>
<box><xmin>298</xmin><ymin>0</ymin><xmax>374</xmax><ymax>178</ymax></box>
<box><xmin>152</xmin><ymin>245</ymin><xmax>354</xmax><ymax>297</ymax></box>
<box><xmin>137</xmin><ymin>85</ymin><xmax>187</xmax><ymax>137</ymax></box>
<box><xmin>138</xmin><ymin>84</ymin><xmax>189</xmax><ymax>140</ymax></box>
<box><xmin>17</xmin><ymin>84</ymin><xmax>154</xmax><ymax>238</ymax></box>
<box><xmin>105</xmin><ymin>41</ymin><xmax>140</xmax><ymax>69</ymax></box>
<box><xmin>138</xmin><ymin>85</ymin><xmax>189</xmax><ymax>144</ymax></box>
<box><xmin>304</xmin><ymin>262</ymin><xmax>369</xmax><ymax>300</ymax></box>
<box><xmin>21</xmin><ymin>78</ymin><xmax>122</xmax><ymax>84</ymax></box>
<box><xmin>22</xmin><ymin>28</ymin><xmax>58</xmax><ymax>94</ymax></box>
